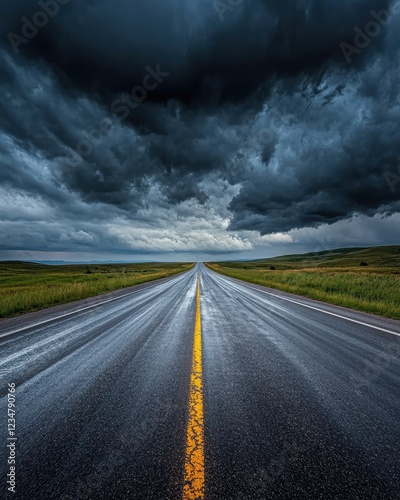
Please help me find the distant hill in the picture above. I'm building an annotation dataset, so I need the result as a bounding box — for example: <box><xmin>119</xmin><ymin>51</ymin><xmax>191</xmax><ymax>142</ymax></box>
<box><xmin>0</xmin><ymin>259</ymin><xmax>155</xmax><ymax>268</ymax></box>
<box><xmin>213</xmin><ymin>245</ymin><xmax>400</xmax><ymax>270</ymax></box>
<box><xmin>31</xmin><ymin>260</ymin><xmax>154</xmax><ymax>265</ymax></box>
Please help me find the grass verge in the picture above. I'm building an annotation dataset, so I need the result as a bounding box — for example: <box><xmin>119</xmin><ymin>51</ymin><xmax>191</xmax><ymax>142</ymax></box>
<box><xmin>0</xmin><ymin>261</ymin><xmax>193</xmax><ymax>318</ymax></box>
<box><xmin>207</xmin><ymin>246</ymin><xmax>400</xmax><ymax>320</ymax></box>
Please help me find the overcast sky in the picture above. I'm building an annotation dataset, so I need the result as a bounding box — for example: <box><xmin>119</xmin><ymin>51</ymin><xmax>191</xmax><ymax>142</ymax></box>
<box><xmin>0</xmin><ymin>0</ymin><xmax>399</xmax><ymax>262</ymax></box>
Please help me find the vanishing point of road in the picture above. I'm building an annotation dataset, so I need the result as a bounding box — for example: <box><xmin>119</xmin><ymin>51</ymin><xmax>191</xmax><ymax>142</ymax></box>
<box><xmin>1</xmin><ymin>264</ymin><xmax>400</xmax><ymax>499</ymax></box>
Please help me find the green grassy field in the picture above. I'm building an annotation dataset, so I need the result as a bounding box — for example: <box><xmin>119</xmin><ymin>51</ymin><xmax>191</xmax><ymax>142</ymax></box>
<box><xmin>0</xmin><ymin>261</ymin><xmax>193</xmax><ymax>318</ymax></box>
<box><xmin>207</xmin><ymin>246</ymin><xmax>400</xmax><ymax>319</ymax></box>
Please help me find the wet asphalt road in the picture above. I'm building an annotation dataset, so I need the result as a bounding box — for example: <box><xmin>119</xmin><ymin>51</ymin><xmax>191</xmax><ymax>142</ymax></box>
<box><xmin>1</xmin><ymin>264</ymin><xmax>400</xmax><ymax>499</ymax></box>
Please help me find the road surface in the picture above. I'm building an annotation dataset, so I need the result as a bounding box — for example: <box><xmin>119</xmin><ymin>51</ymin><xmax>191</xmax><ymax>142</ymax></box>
<box><xmin>1</xmin><ymin>264</ymin><xmax>400</xmax><ymax>499</ymax></box>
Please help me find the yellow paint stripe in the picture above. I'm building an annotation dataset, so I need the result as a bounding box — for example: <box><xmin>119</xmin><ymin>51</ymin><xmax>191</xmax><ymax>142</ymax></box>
<box><xmin>183</xmin><ymin>274</ymin><xmax>205</xmax><ymax>500</ymax></box>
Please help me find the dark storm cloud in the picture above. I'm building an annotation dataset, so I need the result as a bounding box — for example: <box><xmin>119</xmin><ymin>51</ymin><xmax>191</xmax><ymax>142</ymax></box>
<box><xmin>229</xmin><ymin>44</ymin><xmax>400</xmax><ymax>233</ymax></box>
<box><xmin>0</xmin><ymin>0</ymin><xmax>394</xmax><ymax>101</ymax></box>
<box><xmin>0</xmin><ymin>0</ymin><xmax>399</xmax><ymax>254</ymax></box>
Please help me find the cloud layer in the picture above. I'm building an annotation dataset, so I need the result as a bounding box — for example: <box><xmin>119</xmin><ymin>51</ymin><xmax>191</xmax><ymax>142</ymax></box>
<box><xmin>0</xmin><ymin>0</ymin><xmax>399</xmax><ymax>259</ymax></box>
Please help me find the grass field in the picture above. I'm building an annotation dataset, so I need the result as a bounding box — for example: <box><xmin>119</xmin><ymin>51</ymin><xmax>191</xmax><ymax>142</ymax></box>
<box><xmin>0</xmin><ymin>261</ymin><xmax>193</xmax><ymax>318</ymax></box>
<box><xmin>207</xmin><ymin>246</ymin><xmax>400</xmax><ymax>319</ymax></box>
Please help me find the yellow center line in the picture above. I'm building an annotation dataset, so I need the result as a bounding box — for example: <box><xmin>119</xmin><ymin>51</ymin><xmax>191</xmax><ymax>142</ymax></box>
<box><xmin>183</xmin><ymin>273</ymin><xmax>205</xmax><ymax>500</ymax></box>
